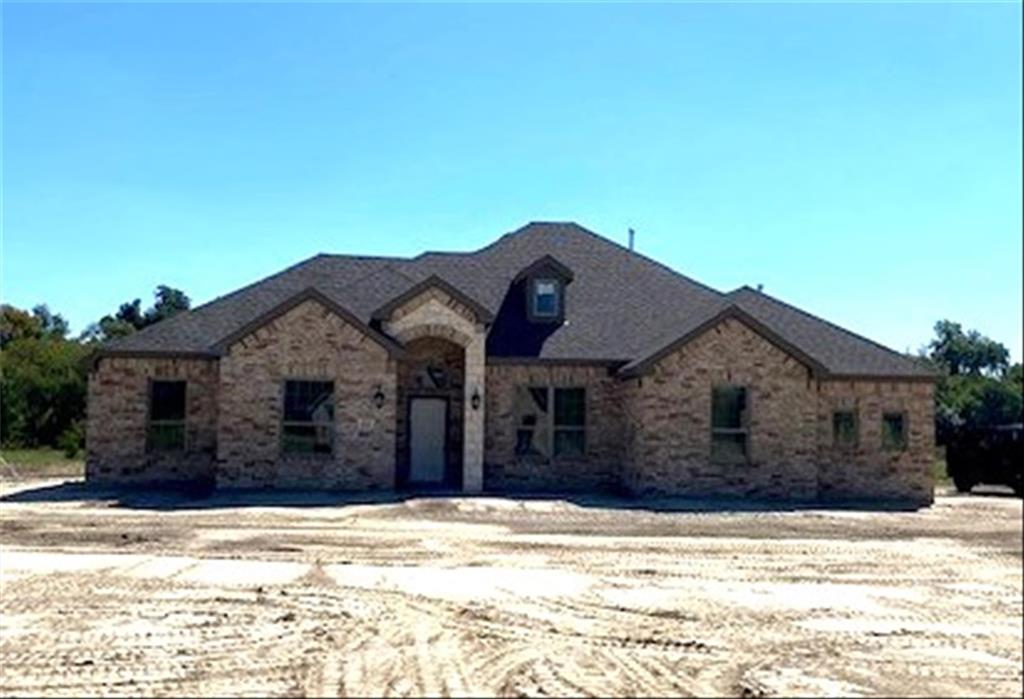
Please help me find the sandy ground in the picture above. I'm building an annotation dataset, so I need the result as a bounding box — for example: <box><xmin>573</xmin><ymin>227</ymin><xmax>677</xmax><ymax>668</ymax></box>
<box><xmin>0</xmin><ymin>478</ymin><xmax>1021</xmax><ymax>698</ymax></box>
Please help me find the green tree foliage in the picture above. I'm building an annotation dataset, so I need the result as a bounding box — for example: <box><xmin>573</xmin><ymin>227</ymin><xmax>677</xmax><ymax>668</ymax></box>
<box><xmin>0</xmin><ymin>335</ymin><xmax>90</xmax><ymax>448</ymax></box>
<box><xmin>32</xmin><ymin>304</ymin><xmax>70</xmax><ymax>340</ymax></box>
<box><xmin>927</xmin><ymin>320</ymin><xmax>1022</xmax><ymax>444</ymax></box>
<box><xmin>146</xmin><ymin>286</ymin><xmax>191</xmax><ymax>325</ymax></box>
<box><xmin>929</xmin><ymin>320</ymin><xmax>1010</xmax><ymax>376</ymax></box>
<box><xmin>1</xmin><ymin>305</ymin><xmax>42</xmax><ymax>347</ymax></box>
<box><xmin>82</xmin><ymin>286</ymin><xmax>191</xmax><ymax>343</ymax></box>
<box><xmin>1</xmin><ymin>304</ymin><xmax>70</xmax><ymax>346</ymax></box>
<box><xmin>116</xmin><ymin>299</ymin><xmax>146</xmax><ymax>329</ymax></box>
<box><xmin>2</xmin><ymin>286</ymin><xmax>190</xmax><ymax>450</ymax></box>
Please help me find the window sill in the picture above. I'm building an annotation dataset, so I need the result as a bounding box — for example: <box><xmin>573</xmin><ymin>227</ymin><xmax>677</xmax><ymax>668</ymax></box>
<box><xmin>513</xmin><ymin>454</ymin><xmax>590</xmax><ymax>465</ymax></box>
<box><xmin>281</xmin><ymin>452</ymin><xmax>335</xmax><ymax>460</ymax></box>
<box><xmin>831</xmin><ymin>444</ymin><xmax>860</xmax><ymax>452</ymax></box>
<box><xmin>710</xmin><ymin>456</ymin><xmax>752</xmax><ymax>466</ymax></box>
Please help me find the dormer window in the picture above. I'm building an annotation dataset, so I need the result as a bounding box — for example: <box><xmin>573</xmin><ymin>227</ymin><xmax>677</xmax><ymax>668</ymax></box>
<box><xmin>513</xmin><ymin>255</ymin><xmax>573</xmax><ymax>325</ymax></box>
<box><xmin>532</xmin><ymin>279</ymin><xmax>560</xmax><ymax>318</ymax></box>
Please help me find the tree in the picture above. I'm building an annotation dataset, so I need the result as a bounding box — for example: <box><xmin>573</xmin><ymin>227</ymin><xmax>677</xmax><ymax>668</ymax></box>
<box><xmin>0</xmin><ymin>330</ymin><xmax>89</xmax><ymax>448</ymax></box>
<box><xmin>1007</xmin><ymin>363</ymin><xmax>1023</xmax><ymax>392</ymax></box>
<box><xmin>144</xmin><ymin>286</ymin><xmax>190</xmax><ymax>325</ymax></box>
<box><xmin>1</xmin><ymin>288</ymin><xmax>190</xmax><ymax>450</ymax></box>
<box><xmin>935</xmin><ymin>374</ymin><xmax>1022</xmax><ymax>440</ymax></box>
<box><xmin>928</xmin><ymin>320</ymin><xmax>1010</xmax><ymax>377</ymax></box>
<box><xmin>927</xmin><ymin>320</ymin><xmax>1022</xmax><ymax>444</ymax></box>
<box><xmin>1</xmin><ymin>305</ymin><xmax>42</xmax><ymax>347</ymax></box>
<box><xmin>2</xmin><ymin>304</ymin><xmax>70</xmax><ymax>346</ymax></box>
<box><xmin>78</xmin><ymin>317</ymin><xmax>134</xmax><ymax>343</ymax></box>
<box><xmin>115</xmin><ymin>299</ymin><xmax>146</xmax><ymax>329</ymax></box>
<box><xmin>84</xmin><ymin>286</ymin><xmax>191</xmax><ymax>343</ymax></box>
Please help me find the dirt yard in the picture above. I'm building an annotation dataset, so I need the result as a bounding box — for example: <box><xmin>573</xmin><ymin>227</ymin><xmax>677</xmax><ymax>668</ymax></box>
<box><xmin>0</xmin><ymin>479</ymin><xmax>1021</xmax><ymax>698</ymax></box>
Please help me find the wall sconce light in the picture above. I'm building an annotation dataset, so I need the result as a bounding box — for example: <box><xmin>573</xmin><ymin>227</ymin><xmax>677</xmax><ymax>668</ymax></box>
<box><xmin>372</xmin><ymin>385</ymin><xmax>385</xmax><ymax>409</ymax></box>
<box><xmin>470</xmin><ymin>387</ymin><xmax>481</xmax><ymax>411</ymax></box>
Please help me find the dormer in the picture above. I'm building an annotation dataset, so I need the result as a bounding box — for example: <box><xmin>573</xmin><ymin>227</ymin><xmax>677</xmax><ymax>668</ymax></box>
<box><xmin>513</xmin><ymin>255</ymin><xmax>574</xmax><ymax>324</ymax></box>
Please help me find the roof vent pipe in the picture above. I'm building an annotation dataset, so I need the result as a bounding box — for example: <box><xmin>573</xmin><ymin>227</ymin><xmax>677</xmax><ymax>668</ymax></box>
<box><xmin>628</xmin><ymin>228</ymin><xmax>635</xmax><ymax>251</ymax></box>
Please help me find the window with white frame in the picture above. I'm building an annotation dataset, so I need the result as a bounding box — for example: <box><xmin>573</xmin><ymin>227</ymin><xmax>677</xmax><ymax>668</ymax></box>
<box><xmin>531</xmin><ymin>279</ymin><xmax>559</xmax><ymax>318</ymax></box>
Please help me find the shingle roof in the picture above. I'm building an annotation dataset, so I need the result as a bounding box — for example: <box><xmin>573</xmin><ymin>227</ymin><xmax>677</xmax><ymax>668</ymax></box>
<box><xmin>100</xmin><ymin>222</ymin><xmax>935</xmax><ymax>379</ymax></box>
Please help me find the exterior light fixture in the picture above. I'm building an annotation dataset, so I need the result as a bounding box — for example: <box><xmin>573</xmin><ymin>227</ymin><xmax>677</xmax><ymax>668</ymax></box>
<box><xmin>471</xmin><ymin>388</ymin><xmax>481</xmax><ymax>411</ymax></box>
<box><xmin>372</xmin><ymin>385</ymin><xmax>385</xmax><ymax>409</ymax></box>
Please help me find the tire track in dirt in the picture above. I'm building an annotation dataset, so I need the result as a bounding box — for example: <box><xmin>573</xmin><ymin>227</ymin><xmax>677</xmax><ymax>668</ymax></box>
<box><xmin>2</xmin><ymin>485</ymin><xmax>1021</xmax><ymax>698</ymax></box>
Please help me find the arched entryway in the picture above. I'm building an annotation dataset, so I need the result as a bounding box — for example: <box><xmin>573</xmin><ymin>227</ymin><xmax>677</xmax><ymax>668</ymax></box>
<box><xmin>379</xmin><ymin>283</ymin><xmax>488</xmax><ymax>492</ymax></box>
<box><xmin>395</xmin><ymin>337</ymin><xmax>466</xmax><ymax>489</ymax></box>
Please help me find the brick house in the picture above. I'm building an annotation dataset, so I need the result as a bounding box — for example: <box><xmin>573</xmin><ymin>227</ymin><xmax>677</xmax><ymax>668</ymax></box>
<box><xmin>87</xmin><ymin>222</ymin><xmax>937</xmax><ymax>503</ymax></box>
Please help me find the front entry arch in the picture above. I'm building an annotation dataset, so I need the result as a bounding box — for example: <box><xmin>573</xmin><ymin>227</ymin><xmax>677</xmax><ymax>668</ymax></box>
<box><xmin>382</xmin><ymin>288</ymin><xmax>488</xmax><ymax>493</ymax></box>
<box><xmin>395</xmin><ymin>337</ymin><xmax>465</xmax><ymax>489</ymax></box>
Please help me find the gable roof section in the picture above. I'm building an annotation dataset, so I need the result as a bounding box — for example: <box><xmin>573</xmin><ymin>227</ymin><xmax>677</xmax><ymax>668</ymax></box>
<box><xmin>94</xmin><ymin>222</ymin><xmax>938</xmax><ymax>380</ymax></box>
<box><xmin>619</xmin><ymin>288</ymin><xmax>936</xmax><ymax>380</ymax></box>
<box><xmin>512</xmin><ymin>254</ymin><xmax>575</xmax><ymax>283</ymax></box>
<box><xmin>97</xmin><ymin>254</ymin><xmax>404</xmax><ymax>358</ymax></box>
<box><xmin>618</xmin><ymin>304</ymin><xmax>829</xmax><ymax>378</ymax></box>
<box><xmin>211</xmin><ymin>287</ymin><xmax>404</xmax><ymax>356</ymax></box>
<box><xmin>725</xmin><ymin>287</ymin><xmax>936</xmax><ymax>379</ymax></box>
<box><xmin>370</xmin><ymin>275</ymin><xmax>495</xmax><ymax>324</ymax></box>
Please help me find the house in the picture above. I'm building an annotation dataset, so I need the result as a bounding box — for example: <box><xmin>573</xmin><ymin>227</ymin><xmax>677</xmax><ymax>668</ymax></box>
<box><xmin>87</xmin><ymin>222</ymin><xmax>937</xmax><ymax>503</ymax></box>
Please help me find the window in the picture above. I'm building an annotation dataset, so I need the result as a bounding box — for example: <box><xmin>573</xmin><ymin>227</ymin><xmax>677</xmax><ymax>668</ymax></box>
<box><xmin>881</xmin><ymin>412</ymin><xmax>907</xmax><ymax>451</ymax></box>
<box><xmin>711</xmin><ymin>385</ymin><xmax>748</xmax><ymax>462</ymax></box>
<box><xmin>554</xmin><ymin>388</ymin><xmax>586</xmax><ymax>457</ymax></box>
<box><xmin>515</xmin><ymin>387</ymin><xmax>550</xmax><ymax>459</ymax></box>
<box><xmin>514</xmin><ymin>386</ymin><xmax>586</xmax><ymax>459</ymax></box>
<box><xmin>148</xmin><ymin>380</ymin><xmax>186</xmax><ymax>452</ymax></box>
<box><xmin>532</xmin><ymin>279</ymin><xmax>559</xmax><ymax>318</ymax></box>
<box><xmin>832</xmin><ymin>410</ymin><xmax>858</xmax><ymax>448</ymax></box>
<box><xmin>282</xmin><ymin>380</ymin><xmax>335</xmax><ymax>455</ymax></box>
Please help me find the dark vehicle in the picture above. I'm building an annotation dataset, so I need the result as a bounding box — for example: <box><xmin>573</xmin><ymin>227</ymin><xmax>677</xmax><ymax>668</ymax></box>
<box><xmin>946</xmin><ymin>423</ymin><xmax>1023</xmax><ymax>496</ymax></box>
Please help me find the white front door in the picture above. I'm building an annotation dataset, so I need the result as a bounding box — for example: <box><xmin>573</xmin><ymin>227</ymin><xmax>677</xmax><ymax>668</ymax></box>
<box><xmin>409</xmin><ymin>398</ymin><xmax>447</xmax><ymax>483</ymax></box>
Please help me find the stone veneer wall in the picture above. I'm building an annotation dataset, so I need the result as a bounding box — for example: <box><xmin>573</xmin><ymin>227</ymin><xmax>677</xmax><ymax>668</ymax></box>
<box><xmin>383</xmin><ymin>287</ymin><xmax>487</xmax><ymax>492</ymax></box>
<box><xmin>217</xmin><ymin>299</ymin><xmax>397</xmax><ymax>490</ymax></box>
<box><xmin>87</xmin><ymin>302</ymin><xmax>934</xmax><ymax>504</ymax></box>
<box><xmin>815</xmin><ymin>379</ymin><xmax>934</xmax><ymax>504</ymax></box>
<box><xmin>86</xmin><ymin>357</ymin><xmax>219</xmax><ymax>483</ymax></box>
<box><xmin>484</xmin><ymin>363</ymin><xmax>623</xmax><ymax>492</ymax></box>
<box><xmin>619</xmin><ymin>317</ymin><xmax>935</xmax><ymax>503</ymax></box>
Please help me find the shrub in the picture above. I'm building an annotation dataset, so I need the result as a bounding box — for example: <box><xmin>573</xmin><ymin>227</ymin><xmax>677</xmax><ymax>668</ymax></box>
<box><xmin>57</xmin><ymin>422</ymin><xmax>85</xmax><ymax>459</ymax></box>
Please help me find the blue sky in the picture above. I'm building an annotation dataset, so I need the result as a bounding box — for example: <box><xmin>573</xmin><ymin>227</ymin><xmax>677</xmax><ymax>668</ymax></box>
<box><xmin>3</xmin><ymin>2</ymin><xmax>1021</xmax><ymax>360</ymax></box>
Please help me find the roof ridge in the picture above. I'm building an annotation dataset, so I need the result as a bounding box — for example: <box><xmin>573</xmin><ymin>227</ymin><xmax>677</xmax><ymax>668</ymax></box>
<box><xmin>728</xmin><ymin>285</ymin><xmax>923</xmax><ymax>366</ymax></box>
<box><xmin>317</xmin><ymin>253</ymin><xmax>414</xmax><ymax>262</ymax></box>
<box><xmin>534</xmin><ymin>222</ymin><xmax>726</xmax><ymax>298</ymax></box>
<box><xmin>411</xmin><ymin>231</ymin><xmax>515</xmax><ymax>261</ymax></box>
